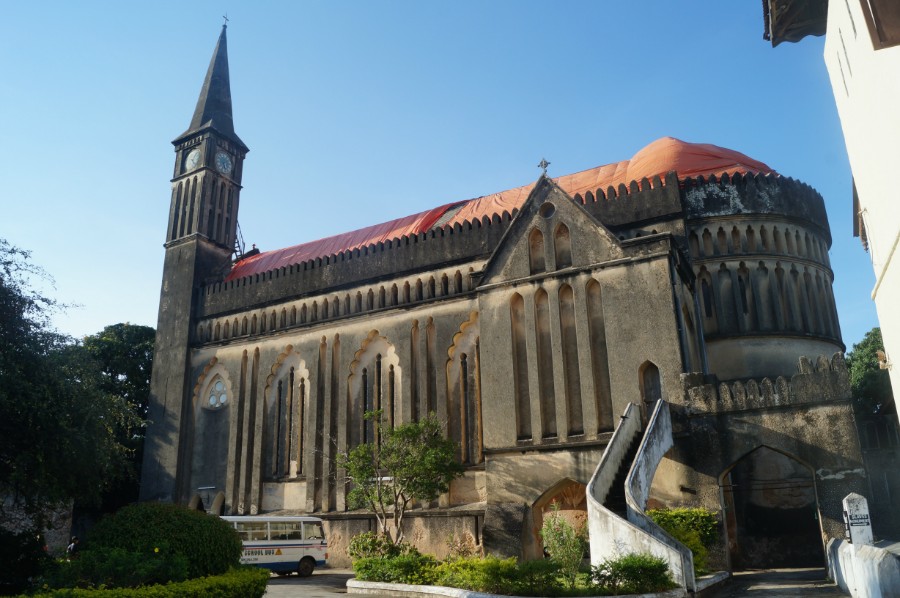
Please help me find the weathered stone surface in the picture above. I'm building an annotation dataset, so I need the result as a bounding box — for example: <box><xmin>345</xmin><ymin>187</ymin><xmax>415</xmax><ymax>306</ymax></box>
<box><xmin>481</xmin><ymin>503</ymin><xmax>527</xmax><ymax>559</ymax></box>
<box><xmin>140</xmin><ymin>28</ymin><xmax>888</xmax><ymax>573</ymax></box>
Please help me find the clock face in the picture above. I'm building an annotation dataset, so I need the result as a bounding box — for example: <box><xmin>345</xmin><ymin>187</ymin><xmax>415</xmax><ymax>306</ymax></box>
<box><xmin>185</xmin><ymin>149</ymin><xmax>201</xmax><ymax>171</ymax></box>
<box><xmin>215</xmin><ymin>151</ymin><xmax>233</xmax><ymax>174</ymax></box>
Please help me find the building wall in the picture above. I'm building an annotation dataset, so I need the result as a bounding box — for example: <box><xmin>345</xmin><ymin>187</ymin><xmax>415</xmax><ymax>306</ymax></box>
<box><xmin>147</xmin><ymin>169</ymin><xmax>875</xmax><ymax>564</ymax></box>
<box><xmin>824</xmin><ymin>0</ymin><xmax>900</xmax><ymax>394</ymax></box>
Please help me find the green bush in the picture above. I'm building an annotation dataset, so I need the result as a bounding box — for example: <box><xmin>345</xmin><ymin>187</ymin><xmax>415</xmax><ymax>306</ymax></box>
<box><xmin>347</xmin><ymin>531</ymin><xmax>410</xmax><ymax>560</ymax></box>
<box><xmin>511</xmin><ymin>558</ymin><xmax>561</xmax><ymax>597</ymax></box>
<box><xmin>433</xmin><ymin>556</ymin><xmax>519</xmax><ymax>595</ymax></box>
<box><xmin>540</xmin><ymin>504</ymin><xmax>587</xmax><ymax>589</ymax></box>
<box><xmin>592</xmin><ymin>552</ymin><xmax>675</xmax><ymax>596</ymax></box>
<box><xmin>0</xmin><ymin>528</ymin><xmax>50</xmax><ymax>595</ymax></box>
<box><xmin>85</xmin><ymin>503</ymin><xmax>241</xmax><ymax>579</ymax></box>
<box><xmin>647</xmin><ymin>507</ymin><xmax>718</xmax><ymax>546</ymax></box>
<box><xmin>44</xmin><ymin>545</ymin><xmax>190</xmax><ymax>589</ymax></box>
<box><xmin>647</xmin><ymin>507</ymin><xmax>717</xmax><ymax>573</ymax></box>
<box><xmin>353</xmin><ymin>552</ymin><xmax>438</xmax><ymax>585</ymax></box>
<box><xmin>21</xmin><ymin>567</ymin><xmax>268</xmax><ymax>597</ymax></box>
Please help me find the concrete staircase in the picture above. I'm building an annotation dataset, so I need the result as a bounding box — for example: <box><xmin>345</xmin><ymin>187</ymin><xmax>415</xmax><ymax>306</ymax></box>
<box><xmin>586</xmin><ymin>400</ymin><xmax>696</xmax><ymax>593</ymax></box>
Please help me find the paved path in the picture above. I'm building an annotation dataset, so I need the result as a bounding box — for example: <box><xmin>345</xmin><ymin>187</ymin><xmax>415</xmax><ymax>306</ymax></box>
<box><xmin>264</xmin><ymin>568</ymin><xmax>354</xmax><ymax>597</ymax></box>
<box><xmin>706</xmin><ymin>568</ymin><xmax>847</xmax><ymax>597</ymax></box>
<box><xmin>264</xmin><ymin>568</ymin><xmax>392</xmax><ymax>598</ymax></box>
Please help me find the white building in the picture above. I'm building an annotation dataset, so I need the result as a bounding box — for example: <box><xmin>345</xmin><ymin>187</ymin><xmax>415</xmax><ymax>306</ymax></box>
<box><xmin>764</xmin><ymin>0</ymin><xmax>900</xmax><ymax>396</ymax></box>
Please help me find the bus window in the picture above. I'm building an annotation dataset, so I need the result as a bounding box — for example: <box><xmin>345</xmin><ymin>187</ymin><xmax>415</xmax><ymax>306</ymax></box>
<box><xmin>235</xmin><ymin>521</ymin><xmax>268</xmax><ymax>542</ymax></box>
<box><xmin>270</xmin><ymin>521</ymin><xmax>303</xmax><ymax>540</ymax></box>
<box><xmin>303</xmin><ymin>521</ymin><xmax>325</xmax><ymax>540</ymax></box>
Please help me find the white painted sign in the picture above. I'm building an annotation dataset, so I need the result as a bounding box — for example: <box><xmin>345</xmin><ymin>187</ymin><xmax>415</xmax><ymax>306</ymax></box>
<box><xmin>842</xmin><ymin>492</ymin><xmax>873</xmax><ymax>546</ymax></box>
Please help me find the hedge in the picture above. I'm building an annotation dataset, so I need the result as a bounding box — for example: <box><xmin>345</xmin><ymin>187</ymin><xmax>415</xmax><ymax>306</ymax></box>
<box><xmin>20</xmin><ymin>567</ymin><xmax>269</xmax><ymax>598</ymax></box>
<box><xmin>85</xmin><ymin>503</ymin><xmax>241</xmax><ymax>579</ymax></box>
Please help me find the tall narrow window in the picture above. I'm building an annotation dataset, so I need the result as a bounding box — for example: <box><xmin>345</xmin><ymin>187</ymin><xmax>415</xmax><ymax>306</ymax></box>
<box><xmin>274</xmin><ymin>380</ymin><xmax>283</xmax><ymax>476</ymax></box>
<box><xmin>375</xmin><ymin>355</ymin><xmax>383</xmax><ymax>413</ymax></box>
<box><xmin>559</xmin><ymin>285</ymin><xmax>582</xmax><ymax>436</ymax></box>
<box><xmin>362</xmin><ymin>368</ymin><xmax>370</xmax><ymax>444</ymax></box>
<box><xmin>388</xmin><ymin>365</ymin><xmax>395</xmax><ymax>428</ymax></box>
<box><xmin>171</xmin><ymin>185</ymin><xmax>182</xmax><ymax>241</ymax></box>
<box><xmin>529</xmin><ymin>228</ymin><xmax>546</xmax><ymax>274</ymax></box>
<box><xmin>426</xmin><ymin>319</ymin><xmax>437</xmax><ymax>415</ymax></box>
<box><xmin>298</xmin><ymin>378</ymin><xmax>306</xmax><ymax>475</ymax></box>
<box><xmin>535</xmin><ymin>289</ymin><xmax>556</xmax><ymax>438</ymax></box>
<box><xmin>511</xmin><ymin>294</ymin><xmax>532</xmax><ymax>440</ymax></box>
<box><xmin>460</xmin><ymin>354</ymin><xmax>470</xmax><ymax>463</ymax></box>
<box><xmin>285</xmin><ymin>368</ymin><xmax>294</xmax><ymax>477</ymax></box>
<box><xmin>587</xmin><ymin>281</ymin><xmax>613</xmax><ymax>432</ymax></box>
<box><xmin>410</xmin><ymin>321</ymin><xmax>420</xmax><ymax>422</ymax></box>
<box><xmin>640</xmin><ymin>362</ymin><xmax>662</xmax><ymax>421</ymax></box>
<box><xmin>701</xmin><ymin>278</ymin><xmax>714</xmax><ymax>318</ymax></box>
<box><xmin>554</xmin><ymin>224</ymin><xmax>572</xmax><ymax>269</ymax></box>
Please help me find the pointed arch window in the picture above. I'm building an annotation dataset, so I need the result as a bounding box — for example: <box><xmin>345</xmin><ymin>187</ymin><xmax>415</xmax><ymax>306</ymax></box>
<box><xmin>639</xmin><ymin>362</ymin><xmax>662</xmax><ymax>420</ymax></box>
<box><xmin>554</xmin><ymin>223</ymin><xmax>572</xmax><ymax>269</ymax></box>
<box><xmin>529</xmin><ymin>228</ymin><xmax>546</xmax><ymax>274</ymax></box>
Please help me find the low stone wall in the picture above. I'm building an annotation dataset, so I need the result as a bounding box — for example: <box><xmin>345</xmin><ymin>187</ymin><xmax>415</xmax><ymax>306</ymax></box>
<box><xmin>320</xmin><ymin>509</ymin><xmax>485</xmax><ymax>568</ymax></box>
<box><xmin>828</xmin><ymin>538</ymin><xmax>900</xmax><ymax>598</ymax></box>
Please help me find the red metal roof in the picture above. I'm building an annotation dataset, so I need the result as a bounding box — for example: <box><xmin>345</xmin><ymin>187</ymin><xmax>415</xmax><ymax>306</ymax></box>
<box><xmin>225</xmin><ymin>137</ymin><xmax>775</xmax><ymax>281</ymax></box>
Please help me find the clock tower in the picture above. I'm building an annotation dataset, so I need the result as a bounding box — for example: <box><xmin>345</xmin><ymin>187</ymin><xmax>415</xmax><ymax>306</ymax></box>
<box><xmin>141</xmin><ymin>24</ymin><xmax>248</xmax><ymax>503</ymax></box>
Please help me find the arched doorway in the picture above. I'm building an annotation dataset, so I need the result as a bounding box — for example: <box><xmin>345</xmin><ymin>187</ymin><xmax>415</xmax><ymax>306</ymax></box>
<box><xmin>720</xmin><ymin>446</ymin><xmax>824</xmax><ymax>569</ymax></box>
<box><xmin>528</xmin><ymin>479</ymin><xmax>587</xmax><ymax>560</ymax></box>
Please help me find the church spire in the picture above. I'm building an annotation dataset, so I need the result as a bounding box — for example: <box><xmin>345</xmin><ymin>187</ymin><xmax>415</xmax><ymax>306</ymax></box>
<box><xmin>177</xmin><ymin>24</ymin><xmax>246</xmax><ymax>149</ymax></box>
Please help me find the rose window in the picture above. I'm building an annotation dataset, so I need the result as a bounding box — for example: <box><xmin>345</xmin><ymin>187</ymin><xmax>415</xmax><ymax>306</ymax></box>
<box><xmin>207</xmin><ymin>380</ymin><xmax>228</xmax><ymax>409</ymax></box>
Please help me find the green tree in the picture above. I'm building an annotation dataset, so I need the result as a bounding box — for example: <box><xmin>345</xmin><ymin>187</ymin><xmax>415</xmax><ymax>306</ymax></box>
<box><xmin>0</xmin><ymin>239</ymin><xmax>139</xmax><ymax>525</ymax></box>
<box><xmin>847</xmin><ymin>327</ymin><xmax>894</xmax><ymax>416</ymax></box>
<box><xmin>82</xmin><ymin>323</ymin><xmax>155</xmax><ymax>420</ymax></box>
<box><xmin>80</xmin><ymin>323</ymin><xmax>155</xmax><ymax>509</ymax></box>
<box><xmin>339</xmin><ymin>411</ymin><xmax>464</xmax><ymax>544</ymax></box>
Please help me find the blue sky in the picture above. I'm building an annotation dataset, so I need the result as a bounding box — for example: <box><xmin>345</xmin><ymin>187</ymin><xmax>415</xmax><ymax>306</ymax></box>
<box><xmin>0</xmin><ymin>1</ymin><xmax>878</xmax><ymax>350</ymax></box>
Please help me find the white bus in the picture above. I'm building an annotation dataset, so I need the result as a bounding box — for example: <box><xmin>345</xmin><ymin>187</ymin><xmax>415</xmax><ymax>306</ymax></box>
<box><xmin>222</xmin><ymin>515</ymin><xmax>327</xmax><ymax>576</ymax></box>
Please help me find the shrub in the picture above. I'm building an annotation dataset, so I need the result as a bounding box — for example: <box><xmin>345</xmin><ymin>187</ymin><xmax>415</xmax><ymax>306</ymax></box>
<box><xmin>592</xmin><ymin>552</ymin><xmax>675</xmax><ymax>595</ymax></box>
<box><xmin>347</xmin><ymin>531</ymin><xmax>409</xmax><ymax>560</ymax></box>
<box><xmin>511</xmin><ymin>558</ymin><xmax>561</xmax><ymax>597</ymax></box>
<box><xmin>0</xmin><ymin>528</ymin><xmax>50</xmax><ymax>595</ymax></box>
<box><xmin>647</xmin><ymin>507</ymin><xmax>717</xmax><ymax>573</ymax></box>
<box><xmin>353</xmin><ymin>552</ymin><xmax>438</xmax><ymax>585</ymax></box>
<box><xmin>647</xmin><ymin>507</ymin><xmax>718</xmax><ymax>546</ymax></box>
<box><xmin>44</xmin><ymin>545</ymin><xmax>190</xmax><ymax>589</ymax></box>
<box><xmin>21</xmin><ymin>566</ymin><xmax>269</xmax><ymax>597</ymax></box>
<box><xmin>86</xmin><ymin>503</ymin><xmax>241</xmax><ymax>579</ymax></box>
<box><xmin>433</xmin><ymin>556</ymin><xmax>518</xmax><ymax>594</ymax></box>
<box><xmin>540</xmin><ymin>503</ymin><xmax>587</xmax><ymax>589</ymax></box>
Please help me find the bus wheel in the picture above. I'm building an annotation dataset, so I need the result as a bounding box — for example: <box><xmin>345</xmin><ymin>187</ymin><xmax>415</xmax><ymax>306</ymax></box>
<box><xmin>297</xmin><ymin>557</ymin><xmax>315</xmax><ymax>577</ymax></box>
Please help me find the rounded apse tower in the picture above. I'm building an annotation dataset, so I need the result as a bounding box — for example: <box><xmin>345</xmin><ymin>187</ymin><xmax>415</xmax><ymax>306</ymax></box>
<box><xmin>683</xmin><ymin>167</ymin><xmax>842</xmax><ymax>379</ymax></box>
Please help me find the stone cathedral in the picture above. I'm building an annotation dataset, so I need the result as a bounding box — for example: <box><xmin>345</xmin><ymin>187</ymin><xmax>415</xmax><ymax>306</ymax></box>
<box><xmin>141</xmin><ymin>26</ymin><xmax>880</xmax><ymax>569</ymax></box>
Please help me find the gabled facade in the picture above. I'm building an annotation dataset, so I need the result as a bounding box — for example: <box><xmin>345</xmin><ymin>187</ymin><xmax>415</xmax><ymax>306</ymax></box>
<box><xmin>142</xmin><ymin>27</ymin><xmax>874</xmax><ymax>568</ymax></box>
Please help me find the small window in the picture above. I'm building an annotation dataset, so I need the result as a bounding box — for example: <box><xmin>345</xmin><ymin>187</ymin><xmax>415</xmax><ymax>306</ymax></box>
<box><xmin>270</xmin><ymin>521</ymin><xmax>303</xmax><ymax>540</ymax></box>
<box><xmin>303</xmin><ymin>521</ymin><xmax>325</xmax><ymax>540</ymax></box>
<box><xmin>235</xmin><ymin>521</ymin><xmax>268</xmax><ymax>542</ymax></box>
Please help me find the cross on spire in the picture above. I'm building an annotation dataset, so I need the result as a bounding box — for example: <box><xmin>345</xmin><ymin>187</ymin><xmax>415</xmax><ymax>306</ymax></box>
<box><xmin>222</xmin><ymin>13</ymin><xmax>229</xmax><ymax>27</ymax></box>
<box><xmin>537</xmin><ymin>158</ymin><xmax>550</xmax><ymax>175</ymax></box>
